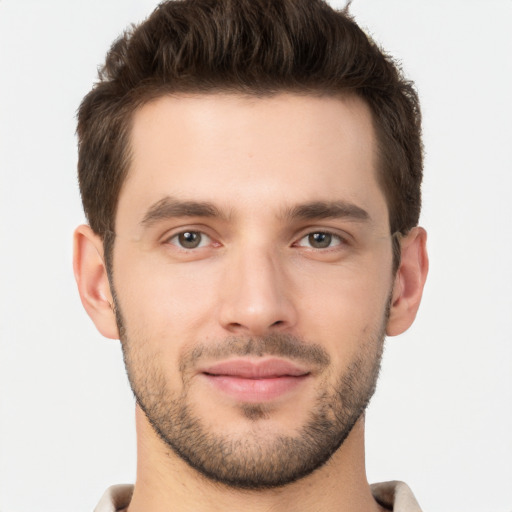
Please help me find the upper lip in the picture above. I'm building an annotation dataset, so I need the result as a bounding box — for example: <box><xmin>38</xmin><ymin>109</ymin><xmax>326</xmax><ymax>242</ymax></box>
<box><xmin>200</xmin><ymin>358</ymin><xmax>310</xmax><ymax>379</ymax></box>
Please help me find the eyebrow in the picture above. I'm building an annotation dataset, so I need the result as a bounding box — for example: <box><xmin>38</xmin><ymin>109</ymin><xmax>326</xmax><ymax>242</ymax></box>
<box><xmin>141</xmin><ymin>196</ymin><xmax>227</xmax><ymax>227</ymax></box>
<box><xmin>283</xmin><ymin>200</ymin><xmax>370</xmax><ymax>222</ymax></box>
<box><xmin>141</xmin><ymin>196</ymin><xmax>370</xmax><ymax>228</ymax></box>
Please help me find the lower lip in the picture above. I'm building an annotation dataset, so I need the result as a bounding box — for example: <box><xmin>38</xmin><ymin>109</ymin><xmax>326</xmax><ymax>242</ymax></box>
<box><xmin>202</xmin><ymin>374</ymin><xmax>309</xmax><ymax>402</ymax></box>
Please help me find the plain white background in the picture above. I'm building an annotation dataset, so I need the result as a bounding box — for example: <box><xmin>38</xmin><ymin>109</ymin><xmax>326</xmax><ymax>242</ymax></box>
<box><xmin>0</xmin><ymin>1</ymin><xmax>511</xmax><ymax>511</ymax></box>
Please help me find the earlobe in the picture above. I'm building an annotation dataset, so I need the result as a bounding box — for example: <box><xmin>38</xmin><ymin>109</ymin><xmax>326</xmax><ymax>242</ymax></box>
<box><xmin>73</xmin><ymin>225</ymin><xmax>119</xmax><ymax>340</ymax></box>
<box><xmin>386</xmin><ymin>227</ymin><xmax>429</xmax><ymax>337</ymax></box>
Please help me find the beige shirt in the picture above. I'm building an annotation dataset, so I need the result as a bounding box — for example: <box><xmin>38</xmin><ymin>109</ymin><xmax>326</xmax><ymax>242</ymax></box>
<box><xmin>94</xmin><ymin>481</ymin><xmax>422</xmax><ymax>512</ymax></box>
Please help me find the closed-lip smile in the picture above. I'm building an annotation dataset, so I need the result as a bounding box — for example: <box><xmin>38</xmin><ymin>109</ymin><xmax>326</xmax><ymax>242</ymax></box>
<box><xmin>199</xmin><ymin>358</ymin><xmax>311</xmax><ymax>403</ymax></box>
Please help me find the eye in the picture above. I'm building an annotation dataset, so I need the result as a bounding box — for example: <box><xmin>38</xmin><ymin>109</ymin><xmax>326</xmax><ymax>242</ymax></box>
<box><xmin>296</xmin><ymin>231</ymin><xmax>344</xmax><ymax>249</ymax></box>
<box><xmin>168</xmin><ymin>231</ymin><xmax>211</xmax><ymax>249</ymax></box>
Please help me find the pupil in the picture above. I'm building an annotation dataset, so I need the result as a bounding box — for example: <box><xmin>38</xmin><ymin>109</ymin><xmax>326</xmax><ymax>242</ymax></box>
<box><xmin>309</xmin><ymin>232</ymin><xmax>331</xmax><ymax>248</ymax></box>
<box><xmin>179</xmin><ymin>232</ymin><xmax>201</xmax><ymax>248</ymax></box>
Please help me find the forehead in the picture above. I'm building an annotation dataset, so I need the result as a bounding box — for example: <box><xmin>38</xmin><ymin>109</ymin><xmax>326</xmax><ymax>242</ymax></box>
<box><xmin>117</xmin><ymin>93</ymin><xmax>387</xmax><ymax>230</ymax></box>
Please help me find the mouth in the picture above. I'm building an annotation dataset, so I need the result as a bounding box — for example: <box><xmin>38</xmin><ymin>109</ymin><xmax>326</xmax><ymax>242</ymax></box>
<box><xmin>199</xmin><ymin>358</ymin><xmax>311</xmax><ymax>403</ymax></box>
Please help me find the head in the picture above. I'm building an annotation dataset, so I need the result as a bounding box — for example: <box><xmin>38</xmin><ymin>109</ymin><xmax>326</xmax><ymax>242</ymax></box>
<box><xmin>74</xmin><ymin>0</ymin><xmax>428</xmax><ymax>491</ymax></box>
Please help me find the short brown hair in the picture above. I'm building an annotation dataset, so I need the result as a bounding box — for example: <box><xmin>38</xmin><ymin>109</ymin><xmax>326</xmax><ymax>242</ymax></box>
<box><xmin>77</xmin><ymin>0</ymin><xmax>422</xmax><ymax>269</ymax></box>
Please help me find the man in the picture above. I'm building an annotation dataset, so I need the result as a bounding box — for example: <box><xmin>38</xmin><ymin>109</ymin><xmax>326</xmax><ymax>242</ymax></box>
<box><xmin>73</xmin><ymin>0</ymin><xmax>428</xmax><ymax>510</ymax></box>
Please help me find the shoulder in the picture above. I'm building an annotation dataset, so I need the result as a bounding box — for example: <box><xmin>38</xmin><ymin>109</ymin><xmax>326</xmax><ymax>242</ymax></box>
<box><xmin>371</xmin><ymin>481</ymin><xmax>422</xmax><ymax>512</ymax></box>
<box><xmin>93</xmin><ymin>484</ymin><xmax>134</xmax><ymax>512</ymax></box>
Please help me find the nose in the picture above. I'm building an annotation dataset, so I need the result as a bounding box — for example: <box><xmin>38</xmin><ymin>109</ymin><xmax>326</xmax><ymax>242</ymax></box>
<box><xmin>218</xmin><ymin>246</ymin><xmax>298</xmax><ymax>336</ymax></box>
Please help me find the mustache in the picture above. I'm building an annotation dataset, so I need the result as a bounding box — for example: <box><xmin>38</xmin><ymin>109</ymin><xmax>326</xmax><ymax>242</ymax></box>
<box><xmin>180</xmin><ymin>333</ymin><xmax>331</xmax><ymax>372</ymax></box>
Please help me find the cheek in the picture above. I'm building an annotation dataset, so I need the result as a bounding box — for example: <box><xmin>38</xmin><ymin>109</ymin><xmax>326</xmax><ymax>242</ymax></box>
<box><xmin>114</xmin><ymin>260</ymin><xmax>222</xmax><ymax>391</ymax></box>
<box><xmin>113</xmin><ymin>240</ymin><xmax>393</xmax><ymax>363</ymax></box>
<box><xmin>293</xmin><ymin>259</ymin><xmax>392</xmax><ymax>355</ymax></box>
<box><xmin>113</xmin><ymin>251</ymin><xmax>221</xmax><ymax>342</ymax></box>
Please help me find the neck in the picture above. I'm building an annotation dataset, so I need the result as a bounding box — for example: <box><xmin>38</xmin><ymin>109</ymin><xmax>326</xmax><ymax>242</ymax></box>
<box><xmin>127</xmin><ymin>406</ymin><xmax>383</xmax><ymax>512</ymax></box>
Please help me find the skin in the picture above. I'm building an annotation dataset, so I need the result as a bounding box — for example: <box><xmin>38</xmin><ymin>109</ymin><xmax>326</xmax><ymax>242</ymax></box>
<box><xmin>74</xmin><ymin>93</ymin><xmax>428</xmax><ymax>512</ymax></box>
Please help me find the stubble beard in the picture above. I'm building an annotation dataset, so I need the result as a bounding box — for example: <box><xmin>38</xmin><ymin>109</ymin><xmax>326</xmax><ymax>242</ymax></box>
<box><xmin>115</xmin><ymin>302</ymin><xmax>386</xmax><ymax>490</ymax></box>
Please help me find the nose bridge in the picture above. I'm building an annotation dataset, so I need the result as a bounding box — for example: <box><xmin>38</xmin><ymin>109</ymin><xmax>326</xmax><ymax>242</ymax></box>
<box><xmin>219</xmin><ymin>240</ymin><xmax>296</xmax><ymax>335</ymax></box>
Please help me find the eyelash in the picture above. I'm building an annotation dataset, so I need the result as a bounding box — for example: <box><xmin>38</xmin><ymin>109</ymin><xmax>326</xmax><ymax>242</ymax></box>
<box><xmin>294</xmin><ymin>231</ymin><xmax>347</xmax><ymax>250</ymax></box>
<box><xmin>166</xmin><ymin>230</ymin><xmax>214</xmax><ymax>250</ymax></box>
<box><xmin>165</xmin><ymin>229</ymin><xmax>349</xmax><ymax>251</ymax></box>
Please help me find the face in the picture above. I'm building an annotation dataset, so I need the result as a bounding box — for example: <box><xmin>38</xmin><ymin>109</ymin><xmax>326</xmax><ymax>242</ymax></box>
<box><xmin>111</xmin><ymin>93</ymin><xmax>395</xmax><ymax>488</ymax></box>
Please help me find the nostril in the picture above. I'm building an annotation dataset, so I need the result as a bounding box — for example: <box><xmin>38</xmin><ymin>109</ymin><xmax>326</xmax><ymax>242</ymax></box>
<box><xmin>271</xmin><ymin>320</ymin><xmax>284</xmax><ymax>327</ymax></box>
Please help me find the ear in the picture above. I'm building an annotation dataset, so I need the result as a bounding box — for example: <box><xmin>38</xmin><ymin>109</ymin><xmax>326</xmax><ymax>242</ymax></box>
<box><xmin>73</xmin><ymin>225</ymin><xmax>119</xmax><ymax>339</ymax></box>
<box><xmin>386</xmin><ymin>227</ymin><xmax>429</xmax><ymax>336</ymax></box>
